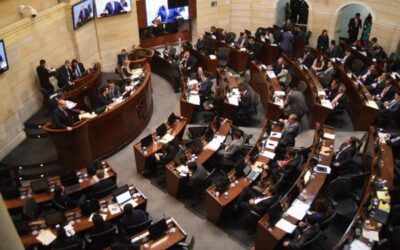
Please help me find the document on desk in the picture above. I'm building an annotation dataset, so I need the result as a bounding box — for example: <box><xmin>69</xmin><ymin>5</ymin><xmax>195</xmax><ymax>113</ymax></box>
<box><xmin>79</xmin><ymin>112</ymin><xmax>97</xmax><ymax>120</ymax></box>
<box><xmin>267</xmin><ymin>71</ymin><xmax>277</xmax><ymax>79</ymax></box>
<box><xmin>205</xmin><ymin>135</ymin><xmax>226</xmax><ymax>151</ymax></box>
<box><xmin>176</xmin><ymin>165</ymin><xmax>189</xmax><ymax>174</ymax></box>
<box><xmin>270</xmin><ymin>132</ymin><xmax>282</xmax><ymax>139</ymax></box>
<box><xmin>160</xmin><ymin>133</ymin><xmax>174</xmax><ymax>143</ymax></box>
<box><xmin>287</xmin><ymin>199</ymin><xmax>310</xmax><ymax>220</ymax></box>
<box><xmin>260</xmin><ymin>150</ymin><xmax>276</xmax><ymax>159</ymax></box>
<box><xmin>321</xmin><ymin>99</ymin><xmax>333</xmax><ymax>109</ymax></box>
<box><xmin>36</xmin><ymin>229</ymin><xmax>57</xmax><ymax>245</ymax></box>
<box><xmin>274</xmin><ymin>98</ymin><xmax>284</xmax><ymax>106</ymax></box>
<box><xmin>323</xmin><ymin>132</ymin><xmax>335</xmax><ymax>140</ymax></box>
<box><xmin>188</xmin><ymin>95</ymin><xmax>200</xmax><ymax>105</ymax></box>
<box><xmin>349</xmin><ymin>239</ymin><xmax>371</xmax><ymax>250</ymax></box>
<box><xmin>366</xmin><ymin>100</ymin><xmax>378</xmax><ymax>110</ymax></box>
<box><xmin>66</xmin><ymin>100</ymin><xmax>77</xmax><ymax>109</ymax></box>
<box><xmin>274</xmin><ymin>91</ymin><xmax>285</xmax><ymax>97</ymax></box>
<box><xmin>265</xmin><ymin>139</ymin><xmax>278</xmax><ymax>150</ymax></box>
<box><xmin>318</xmin><ymin>90</ymin><xmax>326</xmax><ymax>97</ymax></box>
<box><xmin>227</xmin><ymin>95</ymin><xmax>239</xmax><ymax>106</ymax></box>
<box><xmin>276</xmin><ymin>218</ymin><xmax>297</xmax><ymax>234</ymax></box>
<box><xmin>231</xmin><ymin>88</ymin><xmax>240</xmax><ymax>95</ymax></box>
<box><xmin>187</xmin><ymin>79</ymin><xmax>199</xmax><ymax>87</ymax></box>
<box><xmin>108</xmin><ymin>203</ymin><xmax>122</xmax><ymax>215</ymax></box>
<box><xmin>92</xmin><ymin>172</ymin><xmax>110</xmax><ymax>182</ymax></box>
<box><xmin>362</xmin><ymin>228</ymin><xmax>379</xmax><ymax>241</ymax></box>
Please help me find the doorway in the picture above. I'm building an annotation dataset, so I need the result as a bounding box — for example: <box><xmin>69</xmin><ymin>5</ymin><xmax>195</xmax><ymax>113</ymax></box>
<box><xmin>275</xmin><ymin>0</ymin><xmax>309</xmax><ymax>28</ymax></box>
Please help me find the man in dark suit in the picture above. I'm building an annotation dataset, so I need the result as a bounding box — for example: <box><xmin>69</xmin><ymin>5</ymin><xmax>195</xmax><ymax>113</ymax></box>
<box><xmin>359</xmin><ymin>64</ymin><xmax>379</xmax><ymax>85</ymax></box>
<box><xmin>348</xmin><ymin>13</ymin><xmax>362</xmax><ymax>43</ymax></box>
<box><xmin>284</xmin><ymin>87</ymin><xmax>307</xmax><ymax>118</ymax></box>
<box><xmin>52</xmin><ymin>99</ymin><xmax>81</xmax><ymax>130</ymax></box>
<box><xmin>36</xmin><ymin>59</ymin><xmax>55</xmax><ymax>94</ymax></box>
<box><xmin>378</xmin><ymin>90</ymin><xmax>400</xmax><ymax>129</ymax></box>
<box><xmin>377</xmin><ymin>79</ymin><xmax>397</xmax><ymax>103</ymax></box>
<box><xmin>91</xmin><ymin>169</ymin><xmax>116</xmax><ymax>196</ymax></box>
<box><xmin>272</xmin><ymin>57</ymin><xmax>284</xmax><ymax>75</ymax></box>
<box><xmin>317</xmin><ymin>60</ymin><xmax>336</xmax><ymax>87</ymax></box>
<box><xmin>235</xmin><ymin>84</ymin><xmax>253</xmax><ymax>125</ymax></box>
<box><xmin>117</xmin><ymin>49</ymin><xmax>128</xmax><ymax>69</ymax></box>
<box><xmin>154</xmin><ymin>0</ymin><xmax>182</xmax><ymax>23</ymax></box>
<box><xmin>248</xmin><ymin>38</ymin><xmax>262</xmax><ymax>60</ymax></box>
<box><xmin>301</xmin><ymin>51</ymin><xmax>315</xmax><ymax>69</ymax></box>
<box><xmin>194</xmin><ymin>67</ymin><xmax>212</xmax><ymax>105</ymax></box>
<box><xmin>108</xmin><ymin>81</ymin><xmax>121</xmax><ymax>99</ymax></box>
<box><xmin>97</xmin><ymin>87</ymin><xmax>113</xmax><ymax>108</ymax></box>
<box><xmin>282</xmin><ymin>221</ymin><xmax>320</xmax><ymax>249</ymax></box>
<box><xmin>331</xmin><ymin>84</ymin><xmax>348</xmax><ymax>114</ymax></box>
<box><xmin>57</xmin><ymin>60</ymin><xmax>74</xmax><ymax>91</ymax></box>
<box><xmin>179</xmin><ymin>50</ymin><xmax>196</xmax><ymax>76</ymax></box>
<box><xmin>147</xmin><ymin>143</ymin><xmax>180</xmax><ymax>177</ymax></box>
<box><xmin>332</xmin><ymin>136</ymin><xmax>357</xmax><ymax>168</ymax></box>
<box><xmin>280</xmin><ymin>27</ymin><xmax>294</xmax><ymax>56</ymax></box>
<box><xmin>103</xmin><ymin>0</ymin><xmax>124</xmax><ymax>16</ymax></box>
<box><xmin>326</xmin><ymin>80</ymin><xmax>339</xmax><ymax>101</ymax></box>
<box><xmin>327</xmin><ymin>40</ymin><xmax>341</xmax><ymax>58</ymax></box>
<box><xmin>71</xmin><ymin>59</ymin><xmax>85</xmax><ymax>80</ymax></box>
<box><xmin>187</xmin><ymin>161</ymin><xmax>209</xmax><ymax>187</ymax></box>
<box><xmin>119</xmin><ymin>204</ymin><xmax>148</xmax><ymax>229</ymax></box>
<box><xmin>342</xmin><ymin>50</ymin><xmax>354</xmax><ymax>70</ymax></box>
<box><xmin>217</xmin><ymin>129</ymin><xmax>244</xmax><ymax>169</ymax></box>
<box><xmin>51</xmin><ymin>227</ymin><xmax>84</xmax><ymax>250</ymax></box>
<box><xmin>236</xmin><ymin>32</ymin><xmax>249</xmax><ymax>49</ymax></box>
<box><xmin>195</xmin><ymin>34</ymin><xmax>208</xmax><ymax>53</ymax></box>
<box><xmin>279</xmin><ymin>114</ymin><xmax>301</xmax><ymax>148</ymax></box>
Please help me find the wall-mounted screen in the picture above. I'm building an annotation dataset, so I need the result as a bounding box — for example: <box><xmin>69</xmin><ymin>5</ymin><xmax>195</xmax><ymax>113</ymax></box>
<box><xmin>0</xmin><ymin>39</ymin><xmax>9</xmax><ymax>74</ymax></box>
<box><xmin>95</xmin><ymin>0</ymin><xmax>131</xmax><ymax>18</ymax></box>
<box><xmin>72</xmin><ymin>0</ymin><xmax>94</xmax><ymax>30</ymax></box>
<box><xmin>146</xmin><ymin>0</ymin><xmax>189</xmax><ymax>27</ymax></box>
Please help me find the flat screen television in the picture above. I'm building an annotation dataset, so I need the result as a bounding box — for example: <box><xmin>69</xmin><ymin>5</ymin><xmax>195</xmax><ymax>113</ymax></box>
<box><xmin>145</xmin><ymin>0</ymin><xmax>189</xmax><ymax>27</ymax></box>
<box><xmin>0</xmin><ymin>39</ymin><xmax>9</xmax><ymax>74</ymax></box>
<box><xmin>72</xmin><ymin>0</ymin><xmax>94</xmax><ymax>30</ymax></box>
<box><xmin>95</xmin><ymin>0</ymin><xmax>131</xmax><ymax>18</ymax></box>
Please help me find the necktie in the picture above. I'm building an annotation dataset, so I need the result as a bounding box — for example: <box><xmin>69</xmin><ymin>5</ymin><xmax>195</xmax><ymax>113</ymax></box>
<box><xmin>66</xmin><ymin>66</ymin><xmax>71</xmax><ymax>80</ymax></box>
<box><xmin>76</xmin><ymin>66</ymin><xmax>81</xmax><ymax>77</ymax></box>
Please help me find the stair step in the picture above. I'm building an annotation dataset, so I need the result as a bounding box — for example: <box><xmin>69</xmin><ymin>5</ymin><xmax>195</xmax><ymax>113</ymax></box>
<box><xmin>24</xmin><ymin>127</ymin><xmax>48</xmax><ymax>138</ymax></box>
<box><xmin>18</xmin><ymin>162</ymin><xmax>64</xmax><ymax>181</ymax></box>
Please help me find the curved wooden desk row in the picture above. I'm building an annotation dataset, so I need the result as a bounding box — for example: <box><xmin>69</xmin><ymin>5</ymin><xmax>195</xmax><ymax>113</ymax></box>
<box><xmin>44</xmin><ymin>63</ymin><xmax>153</xmax><ymax>170</ymax></box>
<box><xmin>21</xmin><ymin>185</ymin><xmax>147</xmax><ymax>246</ymax></box>
<box><xmin>334</xmin><ymin>128</ymin><xmax>393</xmax><ymax>249</ymax></box>
<box><xmin>5</xmin><ymin>163</ymin><xmax>116</xmax><ymax>211</ymax></box>
<box><xmin>134</xmin><ymin>117</ymin><xmax>188</xmax><ymax>174</ymax></box>
<box><xmin>310</xmin><ymin>48</ymin><xmax>378</xmax><ymax>131</ymax></box>
<box><xmin>339</xmin><ymin>43</ymin><xmax>384</xmax><ymax>74</ymax></box>
<box><xmin>128</xmin><ymin>48</ymin><xmax>155</xmax><ymax>62</ymax></box>
<box><xmin>254</xmin><ymin>124</ymin><xmax>336</xmax><ymax>250</ymax></box>
<box><xmin>205</xmin><ymin>120</ymin><xmax>284</xmax><ymax>224</ymax></box>
<box><xmin>165</xmin><ymin>119</ymin><xmax>232</xmax><ymax>198</ymax></box>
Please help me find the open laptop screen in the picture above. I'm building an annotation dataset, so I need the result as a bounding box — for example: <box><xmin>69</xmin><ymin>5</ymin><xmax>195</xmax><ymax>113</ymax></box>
<box><xmin>116</xmin><ymin>191</ymin><xmax>131</xmax><ymax>205</ymax></box>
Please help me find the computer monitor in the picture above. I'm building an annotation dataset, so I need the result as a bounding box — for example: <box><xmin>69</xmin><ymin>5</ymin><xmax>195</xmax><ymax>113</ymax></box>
<box><xmin>249</xmin><ymin>146</ymin><xmax>260</xmax><ymax>162</ymax></box>
<box><xmin>113</xmin><ymin>185</ymin><xmax>131</xmax><ymax>204</ymax></box>
<box><xmin>80</xmin><ymin>199</ymin><xmax>100</xmax><ymax>217</ymax></box>
<box><xmin>174</xmin><ymin>151</ymin><xmax>187</xmax><ymax>166</ymax></box>
<box><xmin>156</xmin><ymin>123</ymin><xmax>167</xmax><ymax>137</ymax></box>
<box><xmin>60</xmin><ymin>171</ymin><xmax>79</xmax><ymax>187</ymax></box>
<box><xmin>30</xmin><ymin>179</ymin><xmax>49</xmax><ymax>194</ymax></box>
<box><xmin>44</xmin><ymin>211</ymin><xmax>65</xmax><ymax>227</ymax></box>
<box><xmin>149</xmin><ymin>218</ymin><xmax>168</xmax><ymax>240</ymax></box>
<box><xmin>167</xmin><ymin>113</ymin><xmax>177</xmax><ymax>126</ymax></box>
<box><xmin>234</xmin><ymin>159</ymin><xmax>247</xmax><ymax>178</ymax></box>
<box><xmin>141</xmin><ymin>134</ymin><xmax>153</xmax><ymax>148</ymax></box>
<box><xmin>267</xmin><ymin>202</ymin><xmax>283</xmax><ymax>226</ymax></box>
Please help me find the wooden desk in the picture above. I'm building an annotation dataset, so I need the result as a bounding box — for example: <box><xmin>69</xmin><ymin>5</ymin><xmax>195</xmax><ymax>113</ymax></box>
<box><xmin>134</xmin><ymin>118</ymin><xmax>188</xmax><ymax>174</ymax></box>
<box><xmin>205</xmin><ymin>37</ymin><xmax>249</xmax><ymax>72</ymax></box>
<box><xmin>165</xmin><ymin>120</ymin><xmax>231</xmax><ymax>197</ymax></box>
<box><xmin>256</xmin><ymin>41</ymin><xmax>279</xmax><ymax>66</ymax></box>
<box><xmin>20</xmin><ymin>185</ymin><xmax>147</xmax><ymax>246</ymax></box>
<box><xmin>5</xmin><ymin>163</ymin><xmax>116</xmax><ymax>211</ymax></box>
<box><xmin>44</xmin><ymin>63</ymin><xmax>153</xmax><ymax>170</ymax></box>
<box><xmin>205</xmin><ymin>122</ymin><xmax>283</xmax><ymax>224</ymax></box>
<box><xmin>151</xmin><ymin>54</ymin><xmax>175</xmax><ymax>88</ymax></box>
<box><xmin>130</xmin><ymin>217</ymin><xmax>187</xmax><ymax>250</ymax></box>
<box><xmin>340</xmin><ymin>43</ymin><xmax>384</xmax><ymax>74</ymax></box>
<box><xmin>188</xmin><ymin>48</ymin><xmax>219</xmax><ymax>75</ymax></box>
<box><xmin>248</xmin><ymin>61</ymin><xmax>283</xmax><ymax>121</ymax></box>
<box><xmin>255</xmin><ymin>125</ymin><xmax>335</xmax><ymax>250</ymax></box>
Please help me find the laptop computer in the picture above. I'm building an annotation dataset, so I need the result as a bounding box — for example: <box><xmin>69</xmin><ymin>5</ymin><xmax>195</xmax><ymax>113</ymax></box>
<box><xmin>30</xmin><ymin>178</ymin><xmax>49</xmax><ymax>194</ymax></box>
<box><xmin>44</xmin><ymin>211</ymin><xmax>65</xmax><ymax>227</ymax></box>
<box><xmin>234</xmin><ymin>159</ymin><xmax>247</xmax><ymax>178</ymax></box>
<box><xmin>80</xmin><ymin>199</ymin><xmax>100</xmax><ymax>217</ymax></box>
<box><xmin>156</xmin><ymin>123</ymin><xmax>168</xmax><ymax>137</ymax></box>
<box><xmin>61</xmin><ymin>171</ymin><xmax>80</xmax><ymax>193</ymax></box>
<box><xmin>243</xmin><ymin>165</ymin><xmax>261</xmax><ymax>181</ymax></box>
<box><xmin>113</xmin><ymin>185</ymin><xmax>136</xmax><ymax>209</ymax></box>
<box><xmin>167</xmin><ymin>113</ymin><xmax>177</xmax><ymax>126</ymax></box>
<box><xmin>141</xmin><ymin>134</ymin><xmax>153</xmax><ymax>148</ymax></box>
<box><xmin>149</xmin><ymin>218</ymin><xmax>168</xmax><ymax>240</ymax></box>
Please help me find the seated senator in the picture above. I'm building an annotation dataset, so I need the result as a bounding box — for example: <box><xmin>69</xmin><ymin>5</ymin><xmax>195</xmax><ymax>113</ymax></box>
<box><xmin>97</xmin><ymin>87</ymin><xmax>113</xmax><ymax>108</ymax></box>
<box><xmin>119</xmin><ymin>203</ymin><xmax>149</xmax><ymax>229</ymax></box>
<box><xmin>51</xmin><ymin>227</ymin><xmax>84</xmax><ymax>250</ymax></box>
<box><xmin>187</xmin><ymin>161</ymin><xmax>209</xmax><ymax>187</ymax></box>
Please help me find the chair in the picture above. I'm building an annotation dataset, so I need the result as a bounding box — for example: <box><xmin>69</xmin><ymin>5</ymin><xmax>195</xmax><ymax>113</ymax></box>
<box><xmin>93</xmin><ymin>180</ymin><xmax>117</xmax><ymax>199</ymax></box>
<box><xmin>23</xmin><ymin>197</ymin><xmax>41</xmax><ymax>219</ymax></box>
<box><xmin>319</xmin><ymin>210</ymin><xmax>337</xmax><ymax>231</ymax></box>
<box><xmin>351</xmin><ymin>58</ymin><xmax>365</xmax><ymax>75</ymax></box>
<box><xmin>217</xmin><ymin>47</ymin><xmax>231</xmax><ymax>68</ymax></box>
<box><xmin>122</xmin><ymin>217</ymin><xmax>153</xmax><ymax>235</ymax></box>
<box><xmin>349</xmin><ymin>172</ymin><xmax>369</xmax><ymax>201</ymax></box>
<box><xmin>86</xmin><ymin>225</ymin><xmax>118</xmax><ymax>249</ymax></box>
<box><xmin>52</xmin><ymin>240</ymin><xmax>85</xmax><ymax>250</ymax></box>
<box><xmin>327</xmin><ymin>177</ymin><xmax>358</xmax><ymax>219</ymax></box>
<box><xmin>301</xmin><ymin>230</ymin><xmax>322</xmax><ymax>249</ymax></box>
<box><xmin>83</xmin><ymin>96</ymin><xmax>93</xmax><ymax>111</ymax></box>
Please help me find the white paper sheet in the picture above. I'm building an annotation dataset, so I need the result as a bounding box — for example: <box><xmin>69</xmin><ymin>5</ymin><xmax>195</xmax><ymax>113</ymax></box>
<box><xmin>321</xmin><ymin>99</ymin><xmax>333</xmax><ymax>109</ymax></box>
<box><xmin>362</xmin><ymin>228</ymin><xmax>380</xmax><ymax>241</ymax></box>
<box><xmin>227</xmin><ymin>96</ymin><xmax>239</xmax><ymax>106</ymax></box>
<box><xmin>162</xmin><ymin>133</ymin><xmax>174</xmax><ymax>143</ymax></box>
<box><xmin>267</xmin><ymin>71</ymin><xmax>277</xmax><ymax>79</ymax></box>
<box><xmin>323</xmin><ymin>132</ymin><xmax>335</xmax><ymax>140</ymax></box>
<box><xmin>66</xmin><ymin>100</ymin><xmax>77</xmax><ymax>109</ymax></box>
<box><xmin>188</xmin><ymin>95</ymin><xmax>200</xmax><ymax>105</ymax></box>
<box><xmin>349</xmin><ymin>239</ymin><xmax>371</xmax><ymax>250</ymax></box>
<box><xmin>274</xmin><ymin>91</ymin><xmax>285</xmax><ymax>97</ymax></box>
<box><xmin>366</xmin><ymin>100</ymin><xmax>378</xmax><ymax>110</ymax></box>
<box><xmin>270</xmin><ymin>132</ymin><xmax>282</xmax><ymax>139</ymax></box>
<box><xmin>188</xmin><ymin>79</ymin><xmax>199</xmax><ymax>87</ymax></box>
<box><xmin>274</xmin><ymin>98</ymin><xmax>284</xmax><ymax>106</ymax></box>
<box><xmin>286</xmin><ymin>199</ymin><xmax>310</xmax><ymax>220</ymax></box>
<box><xmin>36</xmin><ymin>229</ymin><xmax>57</xmax><ymax>246</ymax></box>
<box><xmin>108</xmin><ymin>203</ymin><xmax>122</xmax><ymax>215</ymax></box>
<box><xmin>261</xmin><ymin>150</ymin><xmax>276</xmax><ymax>159</ymax></box>
<box><xmin>209</xmin><ymin>55</ymin><xmax>217</xmax><ymax>60</ymax></box>
<box><xmin>205</xmin><ymin>135</ymin><xmax>226</xmax><ymax>151</ymax></box>
<box><xmin>276</xmin><ymin>218</ymin><xmax>297</xmax><ymax>233</ymax></box>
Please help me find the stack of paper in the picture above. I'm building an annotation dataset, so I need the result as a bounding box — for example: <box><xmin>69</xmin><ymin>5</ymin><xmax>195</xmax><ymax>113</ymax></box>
<box><xmin>161</xmin><ymin>133</ymin><xmax>174</xmax><ymax>143</ymax></box>
<box><xmin>321</xmin><ymin>100</ymin><xmax>333</xmax><ymax>109</ymax></box>
<box><xmin>260</xmin><ymin>150</ymin><xmax>276</xmax><ymax>159</ymax></box>
<box><xmin>275</xmin><ymin>218</ymin><xmax>297</xmax><ymax>233</ymax></box>
<box><xmin>267</xmin><ymin>71</ymin><xmax>277</xmax><ymax>79</ymax></box>
<box><xmin>231</xmin><ymin>88</ymin><xmax>240</xmax><ymax>95</ymax></box>
<box><xmin>318</xmin><ymin>90</ymin><xmax>326</xmax><ymax>96</ymax></box>
<box><xmin>79</xmin><ymin>112</ymin><xmax>97</xmax><ymax>120</ymax></box>
<box><xmin>323</xmin><ymin>132</ymin><xmax>335</xmax><ymax>140</ymax></box>
<box><xmin>270</xmin><ymin>132</ymin><xmax>282</xmax><ymax>139</ymax></box>
<box><xmin>176</xmin><ymin>165</ymin><xmax>189</xmax><ymax>174</ymax></box>
<box><xmin>209</xmin><ymin>55</ymin><xmax>217</xmax><ymax>60</ymax></box>
<box><xmin>366</xmin><ymin>100</ymin><xmax>378</xmax><ymax>109</ymax></box>
<box><xmin>36</xmin><ymin>229</ymin><xmax>57</xmax><ymax>246</ymax></box>
<box><xmin>188</xmin><ymin>95</ymin><xmax>200</xmax><ymax>105</ymax></box>
<box><xmin>227</xmin><ymin>96</ymin><xmax>239</xmax><ymax>106</ymax></box>
<box><xmin>66</xmin><ymin>100</ymin><xmax>77</xmax><ymax>109</ymax></box>
<box><xmin>287</xmin><ymin>199</ymin><xmax>310</xmax><ymax>220</ymax></box>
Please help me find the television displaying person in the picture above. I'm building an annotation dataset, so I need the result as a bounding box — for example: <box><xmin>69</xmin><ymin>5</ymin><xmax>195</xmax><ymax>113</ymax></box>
<box><xmin>103</xmin><ymin>0</ymin><xmax>125</xmax><ymax>16</ymax></box>
<box><xmin>73</xmin><ymin>0</ymin><xmax>93</xmax><ymax>29</ymax></box>
<box><xmin>153</xmin><ymin>0</ymin><xmax>183</xmax><ymax>24</ymax></box>
<box><xmin>77</xmin><ymin>4</ymin><xmax>90</xmax><ymax>25</ymax></box>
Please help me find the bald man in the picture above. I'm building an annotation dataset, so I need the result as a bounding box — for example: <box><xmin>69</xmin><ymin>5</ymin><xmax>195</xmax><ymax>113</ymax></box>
<box><xmin>52</xmin><ymin>99</ymin><xmax>82</xmax><ymax>130</ymax></box>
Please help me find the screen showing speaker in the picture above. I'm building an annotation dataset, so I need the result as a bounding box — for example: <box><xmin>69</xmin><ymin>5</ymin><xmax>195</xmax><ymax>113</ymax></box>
<box><xmin>94</xmin><ymin>0</ymin><xmax>131</xmax><ymax>18</ymax></box>
<box><xmin>0</xmin><ymin>39</ymin><xmax>9</xmax><ymax>74</ymax></box>
<box><xmin>72</xmin><ymin>0</ymin><xmax>94</xmax><ymax>30</ymax></box>
<box><xmin>145</xmin><ymin>0</ymin><xmax>189</xmax><ymax>27</ymax></box>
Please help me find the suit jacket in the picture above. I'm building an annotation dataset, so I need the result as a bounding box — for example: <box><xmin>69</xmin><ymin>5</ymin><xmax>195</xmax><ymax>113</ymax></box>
<box><xmin>218</xmin><ymin>137</ymin><xmax>244</xmax><ymax>159</ymax></box>
<box><xmin>249</xmin><ymin>42</ymin><xmax>262</xmax><ymax>58</ymax></box>
<box><xmin>57</xmin><ymin>65</ymin><xmax>72</xmax><ymax>89</ymax></box>
<box><xmin>317</xmin><ymin>36</ymin><xmax>329</xmax><ymax>53</ymax></box>
<box><xmin>97</xmin><ymin>93</ymin><xmax>112</xmax><ymax>107</ymax></box>
<box><xmin>348</xmin><ymin>18</ymin><xmax>362</xmax><ymax>34</ymax></box>
<box><xmin>317</xmin><ymin>67</ymin><xmax>336</xmax><ymax>87</ymax></box>
<box><xmin>327</xmin><ymin>87</ymin><xmax>338</xmax><ymax>101</ymax></box>
<box><xmin>327</xmin><ymin>45</ymin><xmax>341</xmax><ymax>58</ymax></box>
<box><xmin>333</xmin><ymin>93</ymin><xmax>348</xmax><ymax>112</ymax></box>
<box><xmin>289</xmin><ymin>224</ymin><xmax>320</xmax><ymax>249</ymax></box>
<box><xmin>119</xmin><ymin>209</ymin><xmax>148</xmax><ymax>228</ymax></box>
<box><xmin>198</xmin><ymin>78</ymin><xmax>212</xmax><ymax>103</ymax></box>
<box><xmin>302</xmin><ymin>52</ymin><xmax>315</xmax><ymax>68</ymax></box>
<box><xmin>237</xmin><ymin>37</ymin><xmax>249</xmax><ymax>48</ymax></box>
<box><xmin>361</xmin><ymin>70</ymin><xmax>379</xmax><ymax>85</ymax></box>
<box><xmin>72</xmin><ymin>63</ymin><xmax>85</xmax><ymax>79</ymax></box>
<box><xmin>280</xmin><ymin>31</ymin><xmax>294</xmax><ymax>54</ymax></box>
<box><xmin>196</xmin><ymin>39</ymin><xmax>207</xmax><ymax>51</ymax></box>
<box><xmin>252</xmin><ymin>196</ymin><xmax>277</xmax><ymax>215</ymax></box>
<box><xmin>281</xmin><ymin>122</ymin><xmax>301</xmax><ymax>147</ymax></box>
<box><xmin>238</xmin><ymin>90</ymin><xmax>253</xmax><ymax>113</ymax></box>
<box><xmin>278</xmin><ymin>156</ymin><xmax>301</xmax><ymax>177</ymax></box>
<box><xmin>284</xmin><ymin>90</ymin><xmax>307</xmax><ymax>117</ymax></box>
<box><xmin>334</xmin><ymin>143</ymin><xmax>356</xmax><ymax>167</ymax></box>
<box><xmin>108</xmin><ymin>87</ymin><xmax>121</xmax><ymax>99</ymax></box>
<box><xmin>104</xmin><ymin>1</ymin><xmax>124</xmax><ymax>16</ymax></box>
<box><xmin>380</xmin><ymin>86</ymin><xmax>397</xmax><ymax>103</ymax></box>
<box><xmin>156</xmin><ymin>6</ymin><xmax>181</xmax><ymax>23</ymax></box>
<box><xmin>159</xmin><ymin>144</ymin><xmax>179</xmax><ymax>165</ymax></box>
<box><xmin>90</xmin><ymin>222</ymin><xmax>113</xmax><ymax>235</ymax></box>
<box><xmin>189</xmin><ymin>164</ymin><xmax>209</xmax><ymax>186</ymax></box>
<box><xmin>117</xmin><ymin>53</ymin><xmax>128</xmax><ymax>66</ymax></box>
<box><xmin>36</xmin><ymin>65</ymin><xmax>55</xmax><ymax>93</ymax></box>
<box><xmin>52</xmin><ymin>107</ymin><xmax>74</xmax><ymax>129</ymax></box>
<box><xmin>183</xmin><ymin>56</ymin><xmax>196</xmax><ymax>72</ymax></box>
<box><xmin>343</xmin><ymin>54</ymin><xmax>354</xmax><ymax>70</ymax></box>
